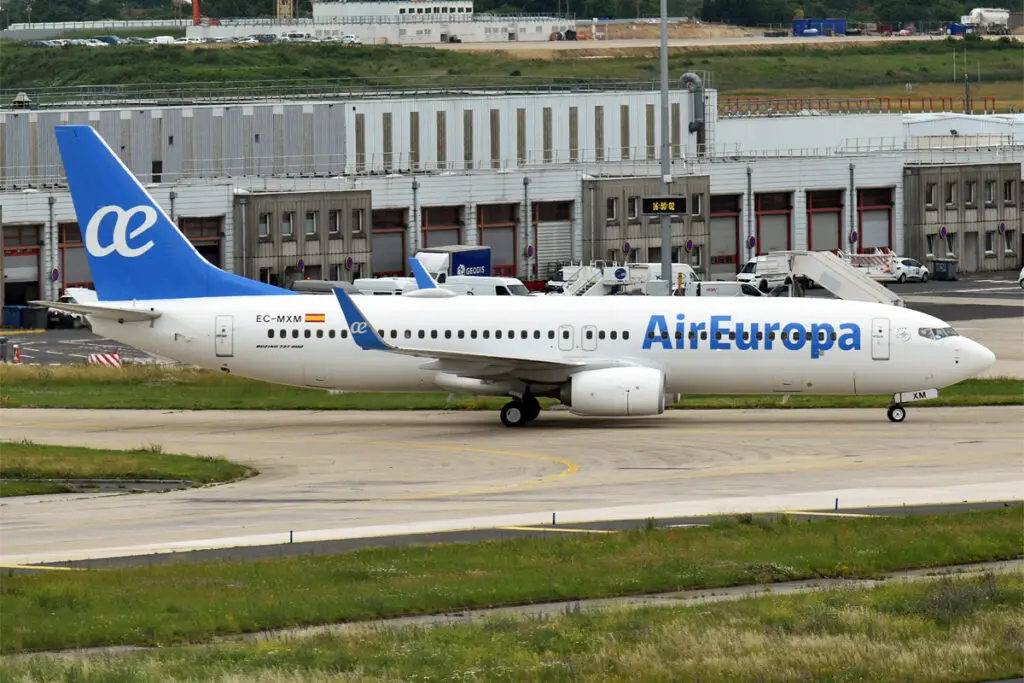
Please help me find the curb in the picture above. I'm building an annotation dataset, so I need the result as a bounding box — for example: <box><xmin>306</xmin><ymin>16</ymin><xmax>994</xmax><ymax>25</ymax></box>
<box><xmin>0</xmin><ymin>329</ymin><xmax>47</xmax><ymax>335</ymax></box>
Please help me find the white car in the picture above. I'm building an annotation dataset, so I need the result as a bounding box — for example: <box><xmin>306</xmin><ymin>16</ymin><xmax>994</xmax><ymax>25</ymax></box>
<box><xmin>1018</xmin><ymin>266</ymin><xmax>1024</xmax><ymax>289</ymax></box>
<box><xmin>891</xmin><ymin>258</ymin><xmax>929</xmax><ymax>283</ymax></box>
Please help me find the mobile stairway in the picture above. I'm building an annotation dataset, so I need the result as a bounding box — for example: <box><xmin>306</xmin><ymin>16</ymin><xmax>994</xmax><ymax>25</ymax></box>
<box><xmin>755</xmin><ymin>250</ymin><xmax>905</xmax><ymax>307</ymax></box>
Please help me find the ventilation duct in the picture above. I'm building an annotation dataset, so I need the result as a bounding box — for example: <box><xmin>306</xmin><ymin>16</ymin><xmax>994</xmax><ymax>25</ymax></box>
<box><xmin>680</xmin><ymin>72</ymin><xmax>706</xmax><ymax>157</ymax></box>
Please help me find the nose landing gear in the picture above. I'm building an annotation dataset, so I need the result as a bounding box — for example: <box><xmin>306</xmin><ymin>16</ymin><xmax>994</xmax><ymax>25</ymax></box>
<box><xmin>886</xmin><ymin>404</ymin><xmax>906</xmax><ymax>423</ymax></box>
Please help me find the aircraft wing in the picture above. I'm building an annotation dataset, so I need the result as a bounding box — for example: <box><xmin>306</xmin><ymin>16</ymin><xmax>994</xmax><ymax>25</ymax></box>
<box><xmin>331</xmin><ymin>287</ymin><xmax>587</xmax><ymax>379</ymax></box>
<box><xmin>30</xmin><ymin>300</ymin><xmax>161</xmax><ymax>323</ymax></box>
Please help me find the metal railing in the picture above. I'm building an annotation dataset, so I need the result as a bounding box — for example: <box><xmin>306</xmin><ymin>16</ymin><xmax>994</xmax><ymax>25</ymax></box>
<box><xmin>2</xmin><ymin>19</ymin><xmax>189</xmax><ymax>32</ymax></box>
<box><xmin>0</xmin><ymin>76</ymin><xmax>673</xmax><ymax>109</ymax></box>
<box><xmin>4</xmin><ymin>141</ymin><xmax>1021</xmax><ymax>191</ymax></box>
<box><xmin>719</xmin><ymin>95</ymin><xmax>1004</xmax><ymax>116</ymax></box>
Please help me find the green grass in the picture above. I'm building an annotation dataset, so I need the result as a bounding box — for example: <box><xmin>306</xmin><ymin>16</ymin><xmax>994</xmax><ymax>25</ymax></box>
<box><xmin>1</xmin><ymin>365</ymin><xmax>1020</xmax><ymax>411</ymax></box>
<box><xmin>0</xmin><ymin>440</ymin><xmax>251</xmax><ymax>484</ymax></box>
<box><xmin>1</xmin><ymin>506</ymin><xmax>1020</xmax><ymax>653</ymax></box>
<box><xmin>2</xmin><ymin>38</ymin><xmax>1021</xmax><ymax>97</ymax></box>
<box><xmin>3</xmin><ymin>572</ymin><xmax>1021</xmax><ymax>682</ymax></box>
<box><xmin>0</xmin><ymin>481</ymin><xmax>74</xmax><ymax>497</ymax></box>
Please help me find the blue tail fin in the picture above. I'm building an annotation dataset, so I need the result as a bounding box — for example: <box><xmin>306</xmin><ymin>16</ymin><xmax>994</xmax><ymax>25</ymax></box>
<box><xmin>55</xmin><ymin>125</ymin><xmax>293</xmax><ymax>301</ymax></box>
<box><xmin>408</xmin><ymin>257</ymin><xmax>438</xmax><ymax>290</ymax></box>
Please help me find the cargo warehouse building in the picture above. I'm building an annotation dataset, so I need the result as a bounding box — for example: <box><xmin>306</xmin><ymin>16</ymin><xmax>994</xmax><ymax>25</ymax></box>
<box><xmin>1</xmin><ymin>82</ymin><xmax>1022</xmax><ymax>304</ymax></box>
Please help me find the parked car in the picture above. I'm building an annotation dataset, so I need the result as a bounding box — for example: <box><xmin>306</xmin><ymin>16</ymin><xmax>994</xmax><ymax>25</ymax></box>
<box><xmin>1018</xmin><ymin>266</ymin><xmax>1024</xmax><ymax>290</ymax></box>
<box><xmin>891</xmin><ymin>257</ymin><xmax>929</xmax><ymax>283</ymax></box>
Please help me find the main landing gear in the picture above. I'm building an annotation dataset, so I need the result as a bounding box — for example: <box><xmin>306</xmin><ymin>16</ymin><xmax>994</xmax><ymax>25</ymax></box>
<box><xmin>886</xmin><ymin>404</ymin><xmax>906</xmax><ymax>423</ymax></box>
<box><xmin>500</xmin><ymin>395</ymin><xmax>541</xmax><ymax>427</ymax></box>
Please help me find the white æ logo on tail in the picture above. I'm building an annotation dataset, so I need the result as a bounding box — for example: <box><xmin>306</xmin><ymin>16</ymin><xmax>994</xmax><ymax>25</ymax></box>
<box><xmin>85</xmin><ymin>205</ymin><xmax>158</xmax><ymax>258</ymax></box>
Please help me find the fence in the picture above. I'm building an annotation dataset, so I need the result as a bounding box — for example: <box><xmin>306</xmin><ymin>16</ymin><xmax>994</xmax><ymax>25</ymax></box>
<box><xmin>720</xmin><ymin>96</ymin><xmax>1002</xmax><ymax>116</ymax></box>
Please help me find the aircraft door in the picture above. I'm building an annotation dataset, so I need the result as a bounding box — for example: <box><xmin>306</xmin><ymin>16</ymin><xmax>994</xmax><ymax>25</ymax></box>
<box><xmin>870</xmin><ymin>318</ymin><xmax>890</xmax><ymax>361</ymax></box>
<box><xmin>581</xmin><ymin>325</ymin><xmax>598</xmax><ymax>351</ymax></box>
<box><xmin>215</xmin><ymin>315</ymin><xmax>234</xmax><ymax>357</ymax></box>
<box><xmin>557</xmin><ymin>324</ymin><xmax>574</xmax><ymax>352</ymax></box>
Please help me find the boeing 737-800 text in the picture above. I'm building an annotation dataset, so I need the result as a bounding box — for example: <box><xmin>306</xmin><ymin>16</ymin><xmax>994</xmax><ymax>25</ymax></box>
<box><xmin>38</xmin><ymin>125</ymin><xmax>996</xmax><ymax>427</ymax></box>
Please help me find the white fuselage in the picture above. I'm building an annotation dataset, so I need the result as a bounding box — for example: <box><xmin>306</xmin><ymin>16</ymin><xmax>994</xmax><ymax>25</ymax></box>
<box><xmin>91</xmin><ymin>295</ymin><xmax>988</xmax><ymax>397</ymax></box>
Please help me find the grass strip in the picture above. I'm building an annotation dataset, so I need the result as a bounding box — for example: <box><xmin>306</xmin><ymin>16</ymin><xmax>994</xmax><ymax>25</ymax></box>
<box><xmin>0</xmin><ymin>481</ymin><xmax>74</xmax><ymax>497</ymax></box>
<box><xmin>1</xmin><ymin>507</ymin><xmax>1020</xmax><ymax>654</ymax></box>
<box><xmin>2</xmin><ymin>38</ymin><xmax>1021</xmax><ymax>98</ymax></box>
<box><xmin>1</xmin><ymin>365</ymin><xmax>1020</xmax><ymax>411</ymax></box>
<box><xmin>2</xmin><ymin>572</ymin><xmax>1021</xmax><ymax>682</ymax></box>
<box><xmin>0</xmin><ymin>441</ymin><xmax>252</xmax><ymax>488</ymax></box>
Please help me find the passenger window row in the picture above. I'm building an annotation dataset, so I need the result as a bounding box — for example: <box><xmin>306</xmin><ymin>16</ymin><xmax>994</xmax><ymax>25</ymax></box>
<box><xmin>265</xmin><ymin>328</ymin><xmax>633</xmax><ymax>341</ymax></box>
<box><xmin>647</xmin><ymin>329</ymin><xmax>839</xmax><ymax>342</ymax></box>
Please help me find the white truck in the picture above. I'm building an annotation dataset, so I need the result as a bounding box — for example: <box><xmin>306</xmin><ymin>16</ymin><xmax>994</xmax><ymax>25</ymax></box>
<box><xmin>353</xmin><ymin>275</ymin><xmax>531</xmax><ymax>296</ymax></box>
<box><xmin>46</xmin><ymin>287</ymin><xmax>97</xmax><ymax>329</ymax></box>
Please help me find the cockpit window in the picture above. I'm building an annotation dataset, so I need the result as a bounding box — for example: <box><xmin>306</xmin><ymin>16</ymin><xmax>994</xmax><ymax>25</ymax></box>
<box><xmin>919</xmin><ymin>326</ymin><xmax>959</xmax><ymax>340</ymax></box>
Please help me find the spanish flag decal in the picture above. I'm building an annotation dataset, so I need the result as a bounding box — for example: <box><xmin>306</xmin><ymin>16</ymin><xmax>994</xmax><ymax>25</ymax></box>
<box><xmin>305</xmin><ymin>313</ymin><xmax>326</xmax><ymax>323</ymax></box>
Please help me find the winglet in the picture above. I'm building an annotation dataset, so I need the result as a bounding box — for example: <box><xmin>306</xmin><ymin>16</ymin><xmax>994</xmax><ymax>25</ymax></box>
<box><xmin>332</xmin><ymin>287</ymin><xmax>393</xmax><ymax>351</ymax></box>
<box><xmin>408</xmin><ymin>257</ymin><xmax>438</xmax><ymax>290</ymax></box>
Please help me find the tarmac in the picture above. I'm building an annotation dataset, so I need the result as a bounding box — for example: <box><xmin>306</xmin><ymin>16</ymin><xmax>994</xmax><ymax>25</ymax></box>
<box><xmin>1</xmin><ymin>405</ymin><xmax>1021</xmax><ymax>566</ymax></box>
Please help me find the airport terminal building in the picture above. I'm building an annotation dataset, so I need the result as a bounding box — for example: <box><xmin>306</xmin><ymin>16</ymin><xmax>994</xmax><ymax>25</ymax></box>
<box><xmin>1</xmin><ymin>80</ymin><xmax>1022</xmax><ymax>304</ymax></box>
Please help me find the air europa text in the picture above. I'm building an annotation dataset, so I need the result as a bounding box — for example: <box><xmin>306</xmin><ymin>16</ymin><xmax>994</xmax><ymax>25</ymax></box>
<box><xmin>642</xmin><ymin>314</ymin><xmax>862</xmax><ymax>359</ymax></box>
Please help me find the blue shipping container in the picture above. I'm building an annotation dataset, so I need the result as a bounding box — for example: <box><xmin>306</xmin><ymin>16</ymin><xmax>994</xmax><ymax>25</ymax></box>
<box><xmin>793</xmin><ymin>17</ymin><xmax>847</xmax><ymax>35</ymax></box>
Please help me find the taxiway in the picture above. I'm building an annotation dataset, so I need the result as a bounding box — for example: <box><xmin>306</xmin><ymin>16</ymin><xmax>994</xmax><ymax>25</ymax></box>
<box><xmin>1</xmin><ymin>406</ymin><xmax>1021</xmax><ymax>565</ymax></box>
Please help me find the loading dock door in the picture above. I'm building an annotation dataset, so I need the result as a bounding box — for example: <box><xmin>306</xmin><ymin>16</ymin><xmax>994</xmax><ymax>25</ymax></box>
<box><xmin>215</xmin><ymin>315</ymin><xmax>234</xmax><ymax>358</ymax></box>
<box><xmin>871</xmin><ymin>318</ymin><xmax>890</xmax><ymax>361</ymax></box>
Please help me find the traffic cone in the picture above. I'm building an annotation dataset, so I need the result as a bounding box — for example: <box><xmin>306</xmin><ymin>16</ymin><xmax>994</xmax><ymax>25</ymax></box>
<box><xmin>12</xmin><ymin>345</ymin><xmax>21</xmax><ymax>364</ymax></box>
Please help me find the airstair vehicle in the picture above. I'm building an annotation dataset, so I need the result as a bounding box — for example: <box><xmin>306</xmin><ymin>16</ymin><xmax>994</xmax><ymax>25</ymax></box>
<box><xmin>545</xmin><ymin>262</ymin><xmax>699</xmax><ymax>296</ymax></box>
<box><xmin>750</xmin><ymin>250</ymin><xmax>905</xmax><ymax>307</ymax></box>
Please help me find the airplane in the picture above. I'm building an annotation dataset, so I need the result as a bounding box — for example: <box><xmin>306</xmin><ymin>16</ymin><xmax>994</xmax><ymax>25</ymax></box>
<box><xmin>37</xmin><ymin>124</ymin><xmax>997</xmax><ymax>427</ymax></box>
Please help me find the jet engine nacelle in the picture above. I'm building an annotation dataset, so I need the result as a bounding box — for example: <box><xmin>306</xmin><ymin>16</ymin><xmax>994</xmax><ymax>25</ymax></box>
<box><xmin>561</xmin><ymin>367</ymin><xmax>666</xmax><ymax>417</ymax></box>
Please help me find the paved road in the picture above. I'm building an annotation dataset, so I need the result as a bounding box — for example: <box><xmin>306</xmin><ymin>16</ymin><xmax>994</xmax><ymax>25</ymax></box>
<box><xmin>1</xmin><ymin>406</ymin><xmax>1020</xmax><ymax>565</ymax></box>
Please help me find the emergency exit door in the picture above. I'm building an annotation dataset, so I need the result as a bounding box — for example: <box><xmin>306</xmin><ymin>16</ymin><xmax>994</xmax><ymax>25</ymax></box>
<box><xmin>870</xmin><ymin>318</ymin><xmax>890</xmax><ymax>361</ymax></box>
<box><xmin>557</xmin><ymin>324</ymin><xmax>574</xmax><ymax>352</ymax></box>
<box><xmin>215</xmin><ymin>315</ymin><xmax>234</xmax><ymax>357</ymax></box>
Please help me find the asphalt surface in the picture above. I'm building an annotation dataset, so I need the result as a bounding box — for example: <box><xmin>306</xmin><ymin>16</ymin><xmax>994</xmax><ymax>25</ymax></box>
<box><xmin>7</xmin><ymin>500</ymin><xmax>1018</xmax><ymax>572</ymax></box>
<box><xmin>2</xmin><ymin>406</ymin><xmax>1021</xmax><ymax>567</ymax></box>
<box><xmin>3</xmin><ymin>272</ymin><xmax>1020</xmax><ymax>366</ymax></box>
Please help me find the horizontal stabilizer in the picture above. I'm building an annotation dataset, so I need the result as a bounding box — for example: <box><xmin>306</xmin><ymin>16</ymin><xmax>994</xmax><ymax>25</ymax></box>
<box><xmin>31</xmin><ymin>300</ymin><xmax>161</xmax><ymax>323</ymax></box>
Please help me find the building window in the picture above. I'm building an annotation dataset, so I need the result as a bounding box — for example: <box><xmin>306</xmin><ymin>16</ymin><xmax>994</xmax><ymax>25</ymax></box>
<box><xmin>258</xmin><ymin>213</ymin><xmax>270</xmax><ymax>237</ymax></box>
<box><xmin>691</xmin><ymin>244</ymin><xmax>702</xmax><ymax>268</ymax></box>
<box><xmin>926</xmin><ymin>234</ymin><xmax>935</xmax><ymax>255</ymax></box>
<box><xmin>924</xmin><ymin>183</ymin><xmax>935</xmax><ymax>207</ymax></box>
<box><xmin>983</xmin><ymin>231</ymin><xmax>996</xmax><ymax>254</ymax></box>
<box><xmin>1005</xmin><ymin>180</ymin><xmax>1015</xmax><ymax>204</ymax></box>
<box><xmin>627</xmin><ymin>196</ymin><xmax>639</xmax><ymax>219</ymax></box>
<box><xmin>352</xmin><ymin>208</ymin><xmax>365</xmax><ymax>234</ymax></box>
<box><xmin>1004</xmin><ymin>230</ymin><xmax>1015</xmax><ymax>252</ymax></box>
<box><xmin>984</xmin><ymin>180</ymin><xmax>996</xmax><ymax>205</ymax></box>
<box><xmin>305</xmin><ymin>211</ymin><xmax>318</xmax><ymax>236</ymax></box>
<box><xmin>329</xmin><ymin>210</ymin><xmax>340</xmax><ymax>234</ymax></box>
<box><xmin>945</xmin><ymin>232</ymin><xmax>956</xmax><ymax>256</ymax></box>
<box><xmin>606</xmin><ymin>197</ymin><xmax>618</xmax><ymax>221</ymax></box>
<box><xmin>945</xmin><ymin>182</ymin><xmax>956</xmax><ymax>205</ymax></box>
<box><xmin>282</xmin><ymin>212</ymin><xmax>294</xmax><ymax>236</ymax></box>
<box><xmin>965</xmin><ymin>181</ymin><xmax>976</xmax><ymax>205</ymax></box>
<box><xmin>691</xmin><ymin>194</ymin><xmax>703</xmax><ymax>216</ymax></box>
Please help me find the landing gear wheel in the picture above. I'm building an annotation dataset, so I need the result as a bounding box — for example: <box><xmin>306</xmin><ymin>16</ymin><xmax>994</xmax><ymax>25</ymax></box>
<box><xmin>522</xmin><ymin>396</ymin><xmax>541</xmax><ymax>422</ymax></box>
<box><xmin>501</xmin><ymin>400</ymin><xmax>528</xmax><ymax>428</ymax></box>
<box><xmin>887</xmin><ymin>404</ymin><xmax>906</xmax><ymax>423</ymax></box>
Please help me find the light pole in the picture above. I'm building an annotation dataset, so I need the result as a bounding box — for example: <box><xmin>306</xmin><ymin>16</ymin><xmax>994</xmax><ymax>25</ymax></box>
<box><xmin>658</xmin><ymin>0</ymin><xmax>672</xmax><ymax>291</ymax></box>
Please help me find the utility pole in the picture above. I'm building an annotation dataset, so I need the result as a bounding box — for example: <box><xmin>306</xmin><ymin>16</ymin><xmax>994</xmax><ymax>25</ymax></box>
<box><xmin>658</xmin><ymin>0</ymin><xmax>671</xmax><ymax>291</ymax></box>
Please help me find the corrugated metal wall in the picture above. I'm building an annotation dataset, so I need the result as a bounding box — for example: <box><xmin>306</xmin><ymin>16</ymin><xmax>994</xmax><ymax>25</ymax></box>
<box><xmin>0</xmin><ymin>90</ymin><xmax>700</xmax><ymax>186</ymax></box>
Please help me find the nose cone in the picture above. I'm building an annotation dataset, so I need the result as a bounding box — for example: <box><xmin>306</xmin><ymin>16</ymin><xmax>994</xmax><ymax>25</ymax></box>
<box><xmin>964</xmin><ymin>339</ymin><xmax>997</xmax><ymax>378</ymax></box>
